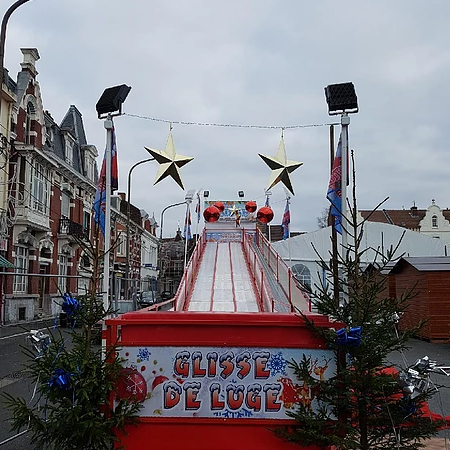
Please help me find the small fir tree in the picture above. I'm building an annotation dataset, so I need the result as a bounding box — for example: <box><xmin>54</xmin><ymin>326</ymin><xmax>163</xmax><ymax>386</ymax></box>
<box><xmin>275</xmin><ymin>152</ymin><xmax>445</xmax><ymax>449</ymax></box>
<box><xmin>2</xmin><ymin>225</ymin><xmax>141</xmax><ymax>450</ymax></box>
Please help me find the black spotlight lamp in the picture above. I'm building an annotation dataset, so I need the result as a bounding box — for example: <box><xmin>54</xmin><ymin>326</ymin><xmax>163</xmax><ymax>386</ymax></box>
<box><xmin>203</xmin><ymin>190</ymin><xmax>210</xmax><ymax>198</ymax></box>
<box><xmin>238</xmin><ymin>190</ymin><xmax>244</xmax><ymax>198</ymax></box>
<box><xmin>96</xmin><ymin>84</ymin><xmax>132</xmax><ymax>119</ymax></box>
<box><xmin>324</xmin><ymin>82</ymin><xmax>358</xmax><ymax>116</ymax></box>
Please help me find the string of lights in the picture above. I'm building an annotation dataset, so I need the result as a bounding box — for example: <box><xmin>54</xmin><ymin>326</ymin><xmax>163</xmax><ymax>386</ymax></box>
<box><xmin>123</xmin><ymin>112</ymin><xmax>339</xmax><ymax>130</ymax></box>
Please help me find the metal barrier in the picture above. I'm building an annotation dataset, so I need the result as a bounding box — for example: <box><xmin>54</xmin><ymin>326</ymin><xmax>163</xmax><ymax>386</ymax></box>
<box><xmin>175</xmin><ymin>229</ymin><xmax>207</xmax><ymax>311</ymax></box>
<box><xmin>242</xmin><ymin>231</ymin><xmax>276</xmax><ymax>311</ymax></box>
<box><xmin>255</xmin><ymin>230</ymin><xmax>310</xmax><ymax>312</ymax></box>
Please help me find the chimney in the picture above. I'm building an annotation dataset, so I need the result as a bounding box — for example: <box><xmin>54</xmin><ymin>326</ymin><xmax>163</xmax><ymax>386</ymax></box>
<box><xmin>20</xmin><ymin>48</ymin><xmax>40</xmax><ymax>76</ymax></box>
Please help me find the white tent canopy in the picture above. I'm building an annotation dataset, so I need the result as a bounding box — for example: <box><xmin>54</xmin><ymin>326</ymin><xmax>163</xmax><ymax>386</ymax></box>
<box><xmin>272</xmin><ymin>222</ymin><xmax>448</xmax><ymax>293</ymax></box>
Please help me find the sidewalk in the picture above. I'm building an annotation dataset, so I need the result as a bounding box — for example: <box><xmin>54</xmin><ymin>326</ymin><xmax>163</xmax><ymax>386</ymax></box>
<box><xmin>0</xmin><ymin>317</ymin><xmax>55</xmax><ymax>339</ymax></box>
<box><xmin>425</xmin><ymin>438</ymin><xmax>449</xmax><ymax>449</ymax></box>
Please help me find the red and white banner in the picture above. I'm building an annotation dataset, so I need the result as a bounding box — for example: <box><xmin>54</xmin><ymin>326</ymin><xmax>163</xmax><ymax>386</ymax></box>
<box><xmin>116</xmin><ymin>346</ymin><xmax>335</xmax><ymax>419</ymax></box>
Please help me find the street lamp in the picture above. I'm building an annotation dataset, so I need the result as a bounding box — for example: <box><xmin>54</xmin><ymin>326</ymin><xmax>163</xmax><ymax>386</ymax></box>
<box><xmin>125</xmin><ymin>157</ymin><xmax>154</xmax><ymax>306</ymax></box>
<box><xmin>0</xmin><ymin>0</ymin><xmax>34</xmax><ymax>128</ymax></box>
<box><xmin>157</xmin><ymin>199</ymin><xmax>189</xmax><ymax>296</ymax></box>
<box><xmin>95</xmin><ymin>84</ymin><xmax>131</xmax><ymax>312</ymax></box>
<box><xmin>159</xmin><ymin>201</ymin><xmax>187</xmax><ymax>240</ymax></box>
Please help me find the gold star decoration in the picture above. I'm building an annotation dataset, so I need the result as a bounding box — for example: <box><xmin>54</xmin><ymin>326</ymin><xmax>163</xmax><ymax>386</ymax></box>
<box><xmin>228</xmin><ymin>204</ymin><xmax>239</xmax><ymax>216</ymax></box>
<box><xmin>144</xmin><ymin>130</ymin><xmax>194</xmax><ymax>190</ymax></box>
<box><xmin>258</xmin><ymin>132</ymin><xmax>302</xmax><ymax>195</ymax></box>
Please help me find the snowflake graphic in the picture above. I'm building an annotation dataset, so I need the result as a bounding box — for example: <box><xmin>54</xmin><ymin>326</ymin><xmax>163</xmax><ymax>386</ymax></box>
<box><xmin>267</xmin><ymin>351</ymin><xmax>287</xmax><ymax>376</ymax></box>
<box><xmin>136</xmin><ymin>348</ymin><xmax>151</xmax><ymax>361</ymax></box>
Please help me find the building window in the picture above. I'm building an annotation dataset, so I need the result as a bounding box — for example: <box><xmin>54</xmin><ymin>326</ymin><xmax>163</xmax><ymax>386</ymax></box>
<box><xmin>26</xmin><ymin>102</ymin><xmax>35</xmax><ymax>145</ymax></box>
<box><xmin>61</xmin><ymin>192</ymin><xmax>70</xmax><ymax>218</ymax></box>
<box><xmin>13</xmin><ymin>246</ymin><xmax>28</xmax><ymax>293</ymax></box>
<box><xmin>291</xmin><ymin>263</ymin><xmax>311</xmax><ymax>290</ymax></box>
<box><xmin>18</xmin><ymin>307</ymin><xmax>26</xmax><ymax>321</ymax></box>
<box><xmin>58</xmin><ymin>254</ymin><xmax>68</xmax><ymax>293</ymax></box>
<box><xmin>65</xmin><ymin>139</ymin><xmax>73</xmax><ymax>165</ymax></box>
<box><xmin>83</xmin><ymin>211</ymin><xmax>90</xmax><ymax>238</ymax></box>
<box><xmin>87</xmin><ymin>157</ymin><xmax>94</xmax><ymax>182</ymax></box>
<box><xmin>432</xmin><ymin>215</ymin><xmax>438</xmax><ymax>228</ymax></box>
<box><xmin>116</xmin><ymin>231</ymin><xmax>126</xmax><ymax>256</ymax></box>
<box><xmin>30</xmin><ymin>161</ymin><xmax>49</xmax><ymax>214</ymax></box>
<box><xmin>81</xmin><ymin>253</ymin><xmax>91</xmax><ymax>268</ymax></box>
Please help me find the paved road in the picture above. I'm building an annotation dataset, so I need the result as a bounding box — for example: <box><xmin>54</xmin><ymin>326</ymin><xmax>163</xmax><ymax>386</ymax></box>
<box><xmin>0</xmin><ymin>319</ymin><xmax>57</xmax><ymax>449</ymax></box>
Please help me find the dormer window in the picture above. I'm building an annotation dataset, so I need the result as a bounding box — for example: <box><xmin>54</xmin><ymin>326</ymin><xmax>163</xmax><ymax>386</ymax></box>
<box><xmin>45</xmin><ymin>126</ymin><xmax>54</xmax><ymax>146</ymax></box>
<box><xmin>87</xmin><ymin>157</ymin><xmax>94</xmax><ymax>181</ymax></box>
<box><xmin>26</xmin><ymin>102</ymin><xmax>36</xmax><ymax>145</ymax></box>
<box><xmin>432</xmin><ymin>215</ymin><xmax>438</xmax><ymax>228</ymax></box>
<box><xmin>65</xmin><ymin>139</ymin><xmax>73</xmax><ymax>165</ymax></box>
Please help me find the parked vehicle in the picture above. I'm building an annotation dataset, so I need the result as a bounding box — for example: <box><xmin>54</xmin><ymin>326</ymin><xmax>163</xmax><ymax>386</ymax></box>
<box><xmin>138</xmin><ymin>291</ymin><xmax>157</xmax><ymax>308</ymax></box>
<box><xmin>160</xmin><ymin>291</ymin><xmax>173</xmax><ymax>301</ymax></box>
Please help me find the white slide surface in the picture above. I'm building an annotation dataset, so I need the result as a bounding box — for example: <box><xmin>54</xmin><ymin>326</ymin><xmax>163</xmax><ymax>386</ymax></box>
<box><xmin>188</xmin><ymin>242</ymin><xmax>258</xmax><ymax>312</ymax></box>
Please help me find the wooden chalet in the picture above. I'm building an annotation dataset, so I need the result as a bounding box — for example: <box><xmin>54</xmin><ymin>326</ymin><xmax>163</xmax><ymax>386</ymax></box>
<box><xmin>389</xmin><ymin>257</ymin><xmax>450</xmax><ymax>342</ymax></box>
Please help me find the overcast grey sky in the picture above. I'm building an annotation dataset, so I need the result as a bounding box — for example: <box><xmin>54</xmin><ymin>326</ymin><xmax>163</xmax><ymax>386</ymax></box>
<box><xmin>3</xmin><ymin>0</ymin><xmax>450</xmax><ymax>237</ymax></box>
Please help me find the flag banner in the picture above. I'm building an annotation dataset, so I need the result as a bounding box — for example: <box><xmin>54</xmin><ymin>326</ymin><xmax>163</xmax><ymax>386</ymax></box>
<box><xmin>195</xmin><ymin>197</ymin><xmax>201</xmax><ymax>223</ymax></box>
<box><xmin>111</xmin><ymin>125</ymin><xmax>118</xmax><ymax>191</ymax></box>
<box><xmin>326</xmin><ymin>133</ymin><xmax>343</xmax><ymax>234</ymax></box>
<box><xmin>183</xmin><ymin>210</ymin><xmax>192</xmax><ymax>240</ymax></box>
<box><xmin>93</xmin><ymin>123</ymin><xmax>117</xmax><ymax>235</ymax></box>
<box><xmin>282</xmin><ymin>199</ymin><xmax>290</xmax><ymax>240</ymax></box>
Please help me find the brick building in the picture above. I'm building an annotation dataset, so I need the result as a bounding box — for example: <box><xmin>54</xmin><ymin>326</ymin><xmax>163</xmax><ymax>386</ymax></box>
<box><xmin>2</xmin><ymin>48</ymin><xmax>98</xmax><ymax>323</ymax></box>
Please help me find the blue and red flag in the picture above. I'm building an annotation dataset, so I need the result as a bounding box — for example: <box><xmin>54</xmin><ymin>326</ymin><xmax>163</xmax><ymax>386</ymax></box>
<box><xmin>183</xmin><ymin>210</ymin><xmax>192</xmax><ymax>240</ymax></box>
<box><xmin>282</xmin><ymin>199</ymin><xmax>290</xmax><ymax>240</ymax></box>
<box><xmin>326</xmin><ymin>133</ymin><xmax>343</xmax><ymax>234</ymax></box>
<box><xmin>195</xmin><ymin>196</ymin><xmax>201</xmax><ymax>223</ymax></box>
<box><xmin>93</xmin><ymin>124</ymin><xmax>118</xmax><ymax>235</ymax></box>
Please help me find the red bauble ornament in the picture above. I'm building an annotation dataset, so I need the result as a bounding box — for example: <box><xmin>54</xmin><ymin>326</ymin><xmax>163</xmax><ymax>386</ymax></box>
<box><xmin>245</xmin><ymin>201</ymin><xmax>257</xmax><ymax>213</ymax></box>
<box><xmin>213</xmin><ymin>201</ymin><xmax>225</xmax><ymax>213</ymax></box>
<box><xmin>257</xmin><ymin>206</ymin><xmax>274</xmax><ymax>224</ymax></box>
<box><xmin>203</xmin><ymin>206</ymin><xmax>221</xmax><ymax>223</ymax></box>
<box><xmin>116</xmin><ymin>368</ymin><xmax>147</xmax><ymax>403</ymax></box>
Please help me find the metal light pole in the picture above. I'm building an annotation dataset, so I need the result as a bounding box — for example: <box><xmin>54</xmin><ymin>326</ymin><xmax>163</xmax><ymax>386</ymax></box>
<box><xmin>96</xmin><ymin>84</ymin><xmax>131</xmax><ymax>313</ymax></box>
<box><xmin>340</xmin><ymin>113</ymin><xmax>350</xmax><ymax>253</ymax></box>
<box><xmin>101</xmin><ymin>116</ymin><xmax>113</xmax><ymax>312</ymax></box>
<box><xmin>125</xmin><ymin>157</ymin><xmax>154</xmax><ymax>304</ymax></box>
<box><xmin>158</xmin><ymin>200</ymin><xmax>187</xmax><ymax>295</ymax></box>
<box><xmin>159</xmin><ymin>201</ymin><xmax>187</xmax><ymax>240</ymax></box>
<box><xmin>0</xmin><ymin>0</ymin><xmax>34</xmax><ymax>125</ymax></box>
<box><xmin>324</xmin><ymin>82</ymin><xmax>358</xmax><ymax>306</ymax></box>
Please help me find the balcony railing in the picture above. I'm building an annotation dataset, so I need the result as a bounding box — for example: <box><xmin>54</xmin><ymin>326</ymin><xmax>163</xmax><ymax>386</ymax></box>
<box><xmin>58</xmin><ymin>218</ymin><xmax>89</xmax><ymax>240</ymax></box>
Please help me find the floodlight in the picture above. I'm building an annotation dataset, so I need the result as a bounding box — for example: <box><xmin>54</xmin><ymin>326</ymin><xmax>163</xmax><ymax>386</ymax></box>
<box><xmin>238</xmin><ymin>191</ymin><xmax>244</xmax><ymax>198</ymax></box>
<box><xmin>324</xmin><ymin>82</ymin><xmax>358</xmax><ymax>115</ymax></box>
<box><xmin>185</xmin><ymin>189</ymin><xmax>196</xmax><ymax>202</ymax></box>
<box><xmin>96</xmin><ymin>84</ymin><xmax>131</xmax><ymax>118</ymax></box>
<box><xmin>203</xmin><ymin>190</ymin><xmax>210</xmax><ymax>198</ymax></box>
